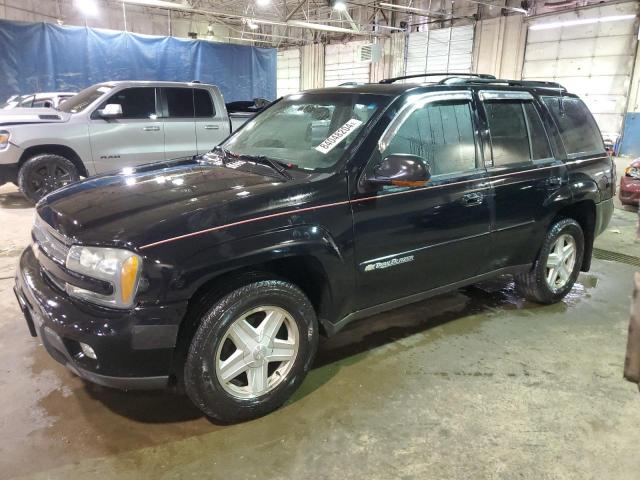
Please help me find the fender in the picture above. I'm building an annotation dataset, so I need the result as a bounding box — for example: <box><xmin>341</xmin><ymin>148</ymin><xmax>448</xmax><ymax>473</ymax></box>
<box><xmin>138</xmin><ymin>224</ymin><xmax>356</xmax><ymax>325</ymax></box>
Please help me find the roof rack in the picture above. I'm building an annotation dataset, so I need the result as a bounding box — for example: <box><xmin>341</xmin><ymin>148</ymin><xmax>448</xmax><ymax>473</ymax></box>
<box><xmin>437</xmin><ymin>76</ymin><xmax>567</xmax><ymax>91</ymax></box>
<box><xmin>379</xmin><ymin>73</ymin><xmax>497</xmax><ymax>84</ymax></box>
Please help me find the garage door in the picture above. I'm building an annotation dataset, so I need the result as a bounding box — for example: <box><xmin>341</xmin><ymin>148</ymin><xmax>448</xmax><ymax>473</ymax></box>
<box><xmin>324</xmin><ymin>41</ymin><xmax>371</xmax><ymax>87</ymax></box>
<box><xmin>405</xmin><ymin>24</ymin><xmax>474</xmax><ymax>77</ymax></box>
<box><xmin>523</xmin><ymin>1</ymin><xmax>639</xmax><ymax>136</ymax></box>
<box><xmin>277</xmin><ymin>48</ymin><xmax>301</xmax><ymax>97</ymax></box>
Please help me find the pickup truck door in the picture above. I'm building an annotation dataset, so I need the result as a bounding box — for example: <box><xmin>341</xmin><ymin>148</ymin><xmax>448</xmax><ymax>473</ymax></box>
<box><xmin>194</xmin><ymin>88</ymin><xmax>230</xmax><ymax>154</ymax></box>
<box><xmin>477</xmin><ymin>90</ymin><xmax>568</xmax><ymax>271</ymax></box>
<box><xmin>88</xmin><ymin>87</ymin><xmax>164</xmax><ymax>173</ymax></box>
<box><xmin>351</xmin><ymin>91</ymin><xmax>492</xmax><ymax>309</ymax></box>
<box><xmin>161</xmin><ymin>87</ymin><xmax>199</xmax><ymax>161</ymax></box>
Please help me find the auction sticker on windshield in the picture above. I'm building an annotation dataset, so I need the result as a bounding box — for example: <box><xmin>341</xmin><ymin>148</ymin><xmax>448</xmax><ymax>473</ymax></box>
<box><xmin>315</xmin><ymin>118</ymin><xmax>363</xmax><ymax>154</ymax></box>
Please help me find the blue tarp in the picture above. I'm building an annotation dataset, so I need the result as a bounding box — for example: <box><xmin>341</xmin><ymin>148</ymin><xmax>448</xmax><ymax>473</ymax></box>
<box><xmin>0</xmin><ymin>19</ymin><xmax>276</xmax><ymax>103</ymax></box>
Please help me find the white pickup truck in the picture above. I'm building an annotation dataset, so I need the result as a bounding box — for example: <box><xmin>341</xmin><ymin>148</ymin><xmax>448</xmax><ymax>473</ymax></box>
<box><xmin>0</xmin><ymin>81</ymin><xmax>260</xmax><ymax>201</ymax></box>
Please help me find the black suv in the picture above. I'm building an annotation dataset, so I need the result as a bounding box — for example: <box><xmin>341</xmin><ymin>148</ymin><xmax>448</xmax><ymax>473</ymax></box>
<box><xmin>15</xmin><ymin>74</ymin><xmax>615</xmax><ymax>422</ymax></box>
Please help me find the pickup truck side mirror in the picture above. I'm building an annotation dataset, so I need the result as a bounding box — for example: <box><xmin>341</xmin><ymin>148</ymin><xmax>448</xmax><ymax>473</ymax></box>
<box><xmin>367</xmin><ymin>153</ymin><xmax>431</xmax><ymax>188</ymax></box>
<box><xmin>98</xmin><ymin>103</ymin><xmax>123</xmax><ymax>119</ymax></box>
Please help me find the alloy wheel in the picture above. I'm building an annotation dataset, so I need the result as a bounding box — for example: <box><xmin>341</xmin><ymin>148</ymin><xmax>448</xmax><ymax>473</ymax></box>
<box><xmin>546</xmin><ymin>233</ymin><xmax>577</xmax><ymax>292</ymax></box>
<box><xmin>215</xmin><ymin>306</ymin><xmax>299</xmax><ymax>399</ymax></box>
<box><xmin>29</xmin><ymin>162</ymin><xmax>74</xmax><ymax>198</ymax></box>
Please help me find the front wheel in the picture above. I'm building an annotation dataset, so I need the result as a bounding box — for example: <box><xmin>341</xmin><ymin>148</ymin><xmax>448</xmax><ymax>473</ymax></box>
<box><xmin>18</xmin><ymin>154</ymin><xmax>79</xmax><ymax>202</ymax></box>
<box><xmin>184</xmin><ymin>279</ymin><xmax>319</xmax><ymax>423</ymax></box>
<box><xmin>515</xmin><ymin>218</ymin><xmax>585</xmax><ymax>304</ymax></box>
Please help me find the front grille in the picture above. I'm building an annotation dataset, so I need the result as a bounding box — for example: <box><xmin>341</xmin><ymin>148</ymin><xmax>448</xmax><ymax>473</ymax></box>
<box><xmin>32</xmin><ymin>215</ymin><xmax>71</xmax><ymax>266</ymax></box>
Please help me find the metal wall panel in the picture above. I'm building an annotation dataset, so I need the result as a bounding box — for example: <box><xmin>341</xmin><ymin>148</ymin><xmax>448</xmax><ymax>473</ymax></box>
<box><xmin>324</xmin><ymin>41</ymin><xmax>371</xmax><ymax>87</ymax></box>
<box><xmin>523</xmin><ymin>1</ymin><xmax>639</xmax><ymax>135</ymax></box>
<box><xmin>406</xmin><ymin>24</ymin><xmax>474</xmax><ymax>78</ymax></box>
<box><xmin>276</xmin><ymin>48</ymin><xmax>301</xmax><ymax>97</ymax></box>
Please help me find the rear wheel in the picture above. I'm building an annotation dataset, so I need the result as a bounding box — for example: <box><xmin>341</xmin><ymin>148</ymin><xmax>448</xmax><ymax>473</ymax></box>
<box><xmin>515</xmin><ymin>218</ymin><xmax>584</xmax><ymax>304</ymax></box>
<box><xmin>18</xmin><ymin>154</ymin><xmax>79</xmax><ymax>202</ymax></box>
<box><xmin>184</xmin><ymin>279</ymin><xmax>318</xmax><ymax>423</ymax></box>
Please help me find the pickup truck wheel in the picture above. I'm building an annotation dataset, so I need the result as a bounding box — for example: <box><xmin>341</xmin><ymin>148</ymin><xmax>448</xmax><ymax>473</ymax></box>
<box><xmin>184</xmin><ymin>279</ymin><xmax>318</xmax><ymax>423</ymax></box>
<box><xmin>18</xmin><ymin>154</ymin><xmax>79</xmax><ymax>203</ymax></box>
<box><xmin>515</xmin><ymin>218</ymin><xmax>584</xmax><ymax>304</ymax></box>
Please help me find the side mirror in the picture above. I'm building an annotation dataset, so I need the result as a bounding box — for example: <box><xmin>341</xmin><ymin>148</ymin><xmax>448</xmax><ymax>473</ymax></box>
<box><xmin>368</xmin><ymin>153</ymin><xmax>431</xmax><ymax>188</ymax></box>
<box><xmin>98</xmin><ymin>103</ymin><xmax>123</xmax><ymax>119</ymax></box>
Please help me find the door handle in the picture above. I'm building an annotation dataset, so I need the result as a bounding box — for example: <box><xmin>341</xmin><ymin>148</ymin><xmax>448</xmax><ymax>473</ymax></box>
<box><xmin>204</xmin><ymin>124</ymin><xmax>220</xmax><ymax>130</ymax></box>
<box><xmin>143</xmin><ymin>126</ymin><xmax>160</xmax><ymax>131</ymax></box>
<box><xmin>461</xmin><ymin>192</ymin><xmax>484</xmax><ymax>206</ymax></box>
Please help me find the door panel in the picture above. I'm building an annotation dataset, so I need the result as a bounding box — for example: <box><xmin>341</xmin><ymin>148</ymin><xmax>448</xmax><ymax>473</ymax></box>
<box><xmin>89</xmin><ymin>87</ymin><xmax>163</xmax><ymax>173</ymax></box>
<box><xmin>479</xmin><ymin>91</ymin><xmax>568</xmax><ymax>270</ymax></box>
<box><xmin>162</xmin><ymin>87</ymin><xmax>198</xmax><ymax>160</ymax></box>
<box><xmin>194</xmin><ymin>88</ymin><xmax>229</xmax><ymax>153</ymax></box>
<box><xmin>352</xmin><ymin>91</ymin><xmax>491</xmax><ymax>310</ymax></box>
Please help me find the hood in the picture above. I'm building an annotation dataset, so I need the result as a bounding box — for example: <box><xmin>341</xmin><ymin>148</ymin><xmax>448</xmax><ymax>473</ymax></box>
<box><xmin>36</xmin><ymin>157</ymin><xmax>309</xmax><ymax>248</ymax></box>
<box><xmin>0</xmin><ymin>108</ymin><xmax>71</xmax><ymax>126</ymax></box>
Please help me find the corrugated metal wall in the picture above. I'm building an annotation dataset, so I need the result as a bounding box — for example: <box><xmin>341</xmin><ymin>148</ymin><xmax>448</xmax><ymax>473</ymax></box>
<box><xmin>523</xmin><ymin>1</ymin><xmax>640</xmax><ymax>136</ymax></box>
<box><xmin>324</xmin><ymin>41</ymin><xmax>371</xmax><ymax>87</ymax></box>
<box><xmin>276</xmin><ymin>48</ymin><xmax>301</xmax><ymax>97</ymax></box>
<box><xmin>405</xmin><ymin>25</ymin><xmax>474</xmax><ymax>76</ymax></box>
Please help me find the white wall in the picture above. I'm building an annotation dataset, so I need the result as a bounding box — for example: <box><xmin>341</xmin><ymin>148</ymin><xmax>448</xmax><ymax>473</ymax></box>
<box><xmin>473</xmin><ymin>15</ymin><xmax>526</xmax><ymax>79</ymax></box>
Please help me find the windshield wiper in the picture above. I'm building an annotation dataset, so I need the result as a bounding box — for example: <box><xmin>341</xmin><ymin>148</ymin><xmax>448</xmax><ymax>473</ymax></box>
<box><xmin>228</xmin><ymin>151</ymin><xmax>293</xmax><ymax>180</ymax></box>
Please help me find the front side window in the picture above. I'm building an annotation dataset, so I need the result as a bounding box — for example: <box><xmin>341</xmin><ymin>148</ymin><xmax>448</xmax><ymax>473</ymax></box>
<box><xmin>542</xmin><ymin>96</ymin><xmax>604</xmax><ymax>156</ymax></box>
<box><xmin>383</xmin><ymin>100</ymin><xmax>477</xmax><ymax>176</ymax></box>
<box><xmin>99</xmin><ymin>88</ymin><xmax>157</xmax><ymax>119</ymax></box>
<box><xmin>223</xmin><ymin>93</ymin><xmax>386</xmax><ymax>171</ymax></box>
<box><xmin>165</xmin><ymin>88</ymin><xmax>194</xmax><ymax>118</ymax></box>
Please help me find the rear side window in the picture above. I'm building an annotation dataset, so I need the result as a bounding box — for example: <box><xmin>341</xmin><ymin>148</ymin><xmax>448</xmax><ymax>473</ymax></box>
<box><xmin>194</xmin><ymin>89</ymin><xmax>215</xmax><ymax>117</ymax></box>
<box><xmin>384</xmin><ymin>100</ymin><xmax>477</xmax><ymax>176</ymax></box>
<box><xmin>103</xmin><ymin>88</ymin><xmax>157</xmax><ymax>119</ymax></box>
<box><xmin>484</xmin><ymin>100</ymin><xmax>552</xmax><ymax>166</ymax></box>
<box><xmin>484</xmin><ymin>102</ymin><xmax>530</xmax><ymax>165</ymax></box>
<box><xmin>542</xmin><ymin>96</ymin><xmax>604</xmax><ymax>156</ymax></box>
<box><xmin>165</xmin><ymin>88</ymin><xmax>194</xmax><ymax>118</ymax></box>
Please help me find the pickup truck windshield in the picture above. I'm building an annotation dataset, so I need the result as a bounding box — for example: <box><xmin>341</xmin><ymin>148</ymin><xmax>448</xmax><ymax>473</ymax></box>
<box><xmin>58</xmin><ymin>85</ymin><xmax>113</xmax><ymax>113</ymax></box>
<box><xmin>223</xmin><ymin>92</ymin><xmax>386</xmax><ymax>171</ymax></box>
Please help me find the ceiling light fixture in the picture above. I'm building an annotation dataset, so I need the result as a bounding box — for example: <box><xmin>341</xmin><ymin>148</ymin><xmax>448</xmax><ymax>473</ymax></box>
<box><xmin>529</xmin><ymin>14</ymin><xmax>636</xmax><ymax>30</ymax></box>
<box><xmin>256</xmin><ymin>0</ymin><xmax>271</xmax><ymax>6</ymax></box>
<box><xmin>76</xmin><ymin>0</ymin><xmax>99</xmax><ymax>16</ymax></box>
<box><xmin>332</xmin><ymin>0</ymin><xmax>347</xmax><ymax>11</ymax></box>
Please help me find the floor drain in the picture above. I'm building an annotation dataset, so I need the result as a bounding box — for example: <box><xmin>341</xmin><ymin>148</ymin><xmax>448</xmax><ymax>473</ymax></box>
<box><xmin>593</xmin><ymin>248</ymin><xmax>640</xmax><ymax>268</ymax></box>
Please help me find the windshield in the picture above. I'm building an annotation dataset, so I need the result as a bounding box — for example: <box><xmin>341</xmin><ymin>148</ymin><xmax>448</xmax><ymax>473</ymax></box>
<box><xmin>222</xmin><ymin>93</ymin><xmax>387</xmax><ymax>171</ymax></box>
<box><xmin>58</xmin><ymin>85</ymin><xmax>113</xmax><ymax>113</ymax></box>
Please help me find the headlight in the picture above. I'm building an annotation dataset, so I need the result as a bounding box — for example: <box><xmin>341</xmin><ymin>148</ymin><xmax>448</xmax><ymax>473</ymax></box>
<box><xmin>65</xmin><ymin>246</ymin><xmax>142</xmax><ymax>308</ymax></box>
<box><xmin>625</xmin><ymin>166</ymin><xmax>640</xmax><ymax>179</ymax></box>
<box><xmin>0</xmin><ymin>130</ymin><xmax>10</xmax><ymax>150</ymax></box>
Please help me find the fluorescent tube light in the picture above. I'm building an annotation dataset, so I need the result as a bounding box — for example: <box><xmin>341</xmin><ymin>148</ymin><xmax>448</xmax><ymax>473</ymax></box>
<box><xmin>529</xmin><ymin>14</ymin><xmax>637</xmax><ymax>31</ymax></box>
<box><xmin>379</xmin><ymin>2</ymin><xmax>446</xmax><ymax>16</ymax></box>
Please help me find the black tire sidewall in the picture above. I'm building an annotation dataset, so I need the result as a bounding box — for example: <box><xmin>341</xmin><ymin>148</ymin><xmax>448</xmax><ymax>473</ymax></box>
<box><xmin>534</xmin><ymin>218</ymin><xmax>584</xmax><ymax>303</ymax></box>
<box><xmin>18</xmin><ymin>154</ymin><xmax>79</xmax><ymax>203</ymax></box>
<box><xmin>184</xmin><ymin>280</ymin><xmax>318</xmax><ymax>423</ymax></box>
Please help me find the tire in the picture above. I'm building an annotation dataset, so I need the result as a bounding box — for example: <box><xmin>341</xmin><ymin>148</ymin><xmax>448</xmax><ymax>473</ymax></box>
<box><xmin>18</xmin><ymin>154</ymin><xmax>79</xmax><ymax>203</ymax></box>
<box><xmin>184</xmin><ymin>279</ymin><xmax>319</xmax><ymax>423</ymax></box>
<box><xmin>515</xmin><ymin>218</ymin><xmax>584</xmax><ymax>304</ymax></box>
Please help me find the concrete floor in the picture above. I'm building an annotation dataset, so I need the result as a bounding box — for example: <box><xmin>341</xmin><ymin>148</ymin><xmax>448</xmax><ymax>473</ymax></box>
<box><xmin>0</xmin><ymin>163</ymin><xmax>639</xmax><ymax>479</ymax></box>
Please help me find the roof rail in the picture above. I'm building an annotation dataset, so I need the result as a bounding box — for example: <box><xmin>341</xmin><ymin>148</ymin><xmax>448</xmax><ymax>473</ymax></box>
<box><xmin>379</xmin><ymin>73</ymin><xmax>496</xmax><ymax>84</ymax></box>
<box><xmin>438</xmin><ymin>76</ymin><xmax>566</xmax><ymax>91</ymax></box>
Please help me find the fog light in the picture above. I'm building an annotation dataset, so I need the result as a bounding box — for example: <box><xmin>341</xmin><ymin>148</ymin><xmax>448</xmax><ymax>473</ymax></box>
<box><xmin>80</xmin><ymin>342</ymin><xmax>97</xmax><ymax>360</ymax></box>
